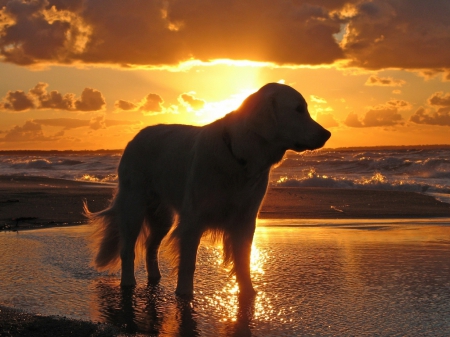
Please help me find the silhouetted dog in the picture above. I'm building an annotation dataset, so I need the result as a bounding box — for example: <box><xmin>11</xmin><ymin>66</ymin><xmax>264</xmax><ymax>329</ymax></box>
<box><xmin>85</xmin><ymin>83</ymin><xmax>331</xmax><ymax>297</ymax></box>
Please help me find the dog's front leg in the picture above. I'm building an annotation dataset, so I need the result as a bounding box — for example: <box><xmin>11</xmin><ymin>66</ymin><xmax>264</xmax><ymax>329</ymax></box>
<box><xmin>232</xmin><ymin>223</ymin><xmax>257</xmax><ymax>298</ymax></box>
<box><xmin>175</xmin><ymin>228</ymin><xmax>202</xmax><ymax>297</ymax></box>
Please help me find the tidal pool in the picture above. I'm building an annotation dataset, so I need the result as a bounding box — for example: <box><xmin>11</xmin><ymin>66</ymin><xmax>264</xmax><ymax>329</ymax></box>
<box><xmin>1</xmin><ymin>221</ymin><xmax>450</xmax><ymax>336</ymax></box>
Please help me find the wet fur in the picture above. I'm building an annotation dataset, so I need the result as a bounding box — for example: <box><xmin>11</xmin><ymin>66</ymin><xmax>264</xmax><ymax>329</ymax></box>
<box><xmin>85</xmin><ymin>83</ymin><xmax>331</xmax><ymax>297</ymax></box>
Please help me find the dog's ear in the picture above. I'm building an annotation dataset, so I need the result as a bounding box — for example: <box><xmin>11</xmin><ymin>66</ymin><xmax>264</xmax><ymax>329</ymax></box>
<box><xmin>238</xmin><ymin>91</ymin><xmax>277</xmax><ymax>140</ymax></box>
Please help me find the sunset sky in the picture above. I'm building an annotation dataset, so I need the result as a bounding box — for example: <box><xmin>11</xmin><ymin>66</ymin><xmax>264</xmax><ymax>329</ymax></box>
<box><xmin>1</xmin><ymin>0</ymin><xmax>450</xmax><ymax>150</ymax></box>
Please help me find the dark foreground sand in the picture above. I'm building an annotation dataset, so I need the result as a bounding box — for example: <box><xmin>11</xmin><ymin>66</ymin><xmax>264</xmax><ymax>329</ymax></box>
<box><xmin>0</xmin><ymin>306</ymin><xmax>121</xmax><ymax>337</ymax></box>
<box><xmin>1</xmin><ymin>175</ymin><xmax>450</xmax><ymax>335</ymax></box>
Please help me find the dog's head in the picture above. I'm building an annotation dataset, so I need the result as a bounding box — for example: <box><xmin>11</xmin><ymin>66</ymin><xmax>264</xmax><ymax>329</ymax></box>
<box><xmin>237</xmin><ymin>83</ymin><xmax>331</xmax><ymax>152</ymax></box>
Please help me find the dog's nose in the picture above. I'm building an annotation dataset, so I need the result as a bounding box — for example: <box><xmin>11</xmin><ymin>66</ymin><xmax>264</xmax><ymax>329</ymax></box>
<box><xmin>323</xmin><ymin>129</ymin><xmax>331</xmax><ymax>141</ymax></box>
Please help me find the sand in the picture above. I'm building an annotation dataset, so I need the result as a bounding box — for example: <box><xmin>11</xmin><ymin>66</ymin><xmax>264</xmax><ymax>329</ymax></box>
<box><xmin>1</xmin><ymin>175</ymin><xmax>449</xmax><ymax>335</ymax></box>
<box><xmin>1</xmin><ymin>175</ymin><xmax>449</xmax><ymax>230</ymax></box>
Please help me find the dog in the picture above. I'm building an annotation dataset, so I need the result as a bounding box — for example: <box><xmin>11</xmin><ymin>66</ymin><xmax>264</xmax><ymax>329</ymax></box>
<box><xmin>85</xmin><ymin>83</ymin><xmax>331</xmax><ymax>297</ymax></box>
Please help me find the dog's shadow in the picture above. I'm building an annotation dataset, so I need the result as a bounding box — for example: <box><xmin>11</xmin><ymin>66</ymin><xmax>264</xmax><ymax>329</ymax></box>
<box><xmin>93</xmin><ymin>279</ymin><xmax>255</xmax><ymax>336</ymax></box>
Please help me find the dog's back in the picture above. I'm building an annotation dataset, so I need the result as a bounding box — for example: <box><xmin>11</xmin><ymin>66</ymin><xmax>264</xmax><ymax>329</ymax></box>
<box><xmin>119</xmin><ymin>124</ymin><xmax>201</xmax><ymax>210</ymax></box>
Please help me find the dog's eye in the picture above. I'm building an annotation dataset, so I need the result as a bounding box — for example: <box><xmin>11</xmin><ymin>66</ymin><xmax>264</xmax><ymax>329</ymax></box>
<box><xmin>296</xmin><ymin>105</ymin><xmax>306</xmax><ymax>114</ymax></box>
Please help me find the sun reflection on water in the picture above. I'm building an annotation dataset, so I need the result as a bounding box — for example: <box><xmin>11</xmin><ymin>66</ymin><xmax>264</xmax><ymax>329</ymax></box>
<box><xmin>196</xmin><ymin>242</ymin><xmax>276</xmax><ymax>324</ymax></box>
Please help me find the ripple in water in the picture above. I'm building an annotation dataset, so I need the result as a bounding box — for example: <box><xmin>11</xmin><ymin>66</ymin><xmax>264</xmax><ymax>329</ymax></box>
<box><xmin>1</xmin><ymin>224</ymin><xmax>450</xmax><ymax>336</ymax></box>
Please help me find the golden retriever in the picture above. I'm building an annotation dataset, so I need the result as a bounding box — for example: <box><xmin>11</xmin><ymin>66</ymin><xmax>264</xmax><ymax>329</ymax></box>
<box><xmin>85</xmin><ymin>83</ymin><xmax>331</xmax><ymax>297</ymax></box>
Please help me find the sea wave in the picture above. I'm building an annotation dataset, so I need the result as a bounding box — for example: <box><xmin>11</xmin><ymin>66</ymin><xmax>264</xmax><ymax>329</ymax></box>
<box><xmin>272</xmin><ymin>171</ymin><xmax>450</xmax><ymax>195</ymax></box>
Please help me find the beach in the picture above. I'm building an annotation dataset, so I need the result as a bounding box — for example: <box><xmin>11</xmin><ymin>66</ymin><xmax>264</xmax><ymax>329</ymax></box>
<box><xmin>1</xmin><ymin>175</ymin><xmax>449</xmax><ymax>231</ymax></box>
<box><xmin>1</xmin><ymin>175</ymin><xmax>450</xmax><ymax>336</ymax></box>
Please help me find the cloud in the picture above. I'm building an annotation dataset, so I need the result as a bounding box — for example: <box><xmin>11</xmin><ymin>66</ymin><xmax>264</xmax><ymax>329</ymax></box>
<box><xmin>115</xmin><ymin>93</ymin><xmax>179</xmax><ymax>115</ymax></box>
<box><xmin>179</xmin><ymin>93</ymin><xmax>205</xmax><ymax>110</ymax></box>
<box><xmin>310</xmin><ymin>95</ymin><xmax>327</xmax><ymax>104</ymax></box>
<box><xmin>1</xmin><ymin>0</ymin><xmax>449</xmax><ymax>73</ymax></box>
<box><xmin>1</xmin><ymin>116</ymin><xmax>138</xmax><ymax>142</ymax></box>
<box><xmin>74</xmin><ymin>88</ymin><xmax>106</xmax><ymax>111</ymax></box>
<box><xmin>2</xmin><ymin>121</ymin><xmax>55</xmax><ymax>142</ymax></box>
<box><xmin>410</xmin><ymin>107</ymin><xmax>450</xmax><ymax>126</ymax></box>
<box><xmin>315</xmin><ymin>112</ymin><xmax>339</xmax><ymax>128</ymax></box>
<box><xmin>341</xmin><ymin>0</ymin><xmax>450</xmax><ymax>70</ymax></box>
<box><xmin>428</xmin><ymin>92</ymin><xmax>450</xmax><ymax>106</ymax></box>
<box><xmin>114</xmin><ymin>100</ymin><xmax>138</xmax><ymax>111</ymax></box>
<box><xmin>140</xmin><ymin>93</ymin><xmax>164</xmax><ymax>113</ymax></box>
<box><xmin>385</xmin><ymin>99</ymin><xmax>412</xmax><ymax>110</ymax></box>
<box><xmin>344</xmin><ymin>112</ymin><xmax>364</xmax><ymax>128</ymax></box>
<box><xmin>0</xmin><ymin>83</ymin><xmax>105</xmax><ymax>112</ymax></box>
<box><xmin>365</xmin><ymin>75</ymin><xmax>406</xmax><ymax>87</ymax></box>
<box><xmin>410</xmin><ymin>91</ymin><xmax>450</xmax><ymax>126</ymax></box>
<box><xmin>0</xmin><ymin>90</ymin><xmax>34</xmax><ymax>111</ymax></box>
<box><xmin>1</xmin><ymin>0</ymin><xmax>344</xmax><ymax>67</ymax></box>
<box><xmin>344</xmin><ymin>101</ymin><xmax>409</xmax><ymax>127</ymax></box>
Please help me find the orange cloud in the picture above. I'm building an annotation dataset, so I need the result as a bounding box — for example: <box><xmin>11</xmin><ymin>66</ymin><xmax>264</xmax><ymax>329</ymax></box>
<box><xmin>114</xmin><ymin>100</ymin><xmax>138</xmax><ymax>111</ymax></box>
<box><xmin>344</xmin><ymin>100</ymin><xmax>409</xmax><ymax>127</ymax></box>
<box><xmin>365</xmin><ymin>75</ymin><xmax>406</xmax><ymax>87</ymax></box>
<box><xmin>428</xmin><ymin>92</ymin><xmax>450</xmax><ymax>106</ymax></box>
<box><xmin>410</xmin><ymin>91</ymin><xmax>450</xmax><ymax>126</ymax></box>
<box><xmin>1</xmin><ymin>117</ymin><xmax>138</xmax><ymax>142</ymax></box>
<box><xmin>0</xmin><ymin>83</ymin><xmax>105</xmax><ymax>112</ymax></box>
<box><xmin>179</xmin><ymin>93</ymin><xmax>205</xmax><ymax>110</ymax></box>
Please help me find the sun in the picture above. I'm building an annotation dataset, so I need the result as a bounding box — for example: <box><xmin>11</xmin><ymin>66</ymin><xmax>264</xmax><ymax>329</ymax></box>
<box><xmin>196</xmin><ymin>88</ymin><xmax>257</xmax><ymax>124</ymax></box>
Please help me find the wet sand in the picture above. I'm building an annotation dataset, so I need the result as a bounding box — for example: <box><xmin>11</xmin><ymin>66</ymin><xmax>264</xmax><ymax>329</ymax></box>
<box><xmin>1</xmin><ymin>175</ymin><xmax>449</xmax><ymax>230</ymax></box>
<box><xmin>1</xmin><ymin>175</ymin><xmax>450</xmax><ymax>335</ymax></box>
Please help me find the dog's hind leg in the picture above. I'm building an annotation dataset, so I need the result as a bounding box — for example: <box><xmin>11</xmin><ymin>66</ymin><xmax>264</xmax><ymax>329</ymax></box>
<box><xmin>116</xmin><ymin>182</ymin><xmax>147</xmax><ymax>287</ymax></box>
<box><xmin>144</xmin><ymin>203</ymin><xmax>174</xmax><ymax>283</ymax></box>
<box><xmin>229</xmin><ymin>222</ymin><xmax>257</xmax><ymax>297</ymax></box>
<box><xmin>174</xmin><ymin>223</ymin><xmax>203</xmax><ymax>297</ymax></box>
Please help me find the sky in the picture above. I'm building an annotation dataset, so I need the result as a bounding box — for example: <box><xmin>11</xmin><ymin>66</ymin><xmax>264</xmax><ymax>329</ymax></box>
<box><xmin>1</xmin><ymin>0</ymin><xmax>450</xmax><ymax>150</ymax></box>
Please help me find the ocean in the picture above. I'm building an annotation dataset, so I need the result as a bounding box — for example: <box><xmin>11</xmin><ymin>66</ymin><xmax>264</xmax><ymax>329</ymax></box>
<box><xmin>1</xmin><ymin>146</ymin><xmax>449</xmax><ymax>203</ymax></box>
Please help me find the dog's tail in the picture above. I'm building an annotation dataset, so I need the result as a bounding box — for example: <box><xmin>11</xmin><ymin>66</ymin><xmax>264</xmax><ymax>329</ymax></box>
<box><xmin>84</xmin><ymin>192</ymin><xmax>150</xmax><ymax>272</ymax></box>
<box><xmin>84</xmin><ymin>195</ymin><xmax>122</xmax><ymax>272</ymax></box>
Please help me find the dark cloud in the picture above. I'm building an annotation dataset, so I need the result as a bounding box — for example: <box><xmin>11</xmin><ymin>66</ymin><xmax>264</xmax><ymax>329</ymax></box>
<box><xmin>30</xmin><ymin>82</ymin><xmax>75</xmax><ymax>110</ymax></box>
<box><xmin>115</xmin><ymin>93</ymin><xmax>170</xmax><ymax>115</ymax></box>
<box><xmin>114</xmin><ymin>99</ymin><xmax>138</xmax><ymax>111</ymax></box>
<box><xmin>179</xmin><ymin>93</ymin><xmax>205</xmax><ymax>110</ymax></box>
<box><xmin>410</xmin><ymin>91</ymin><xmax>450</xmax><ymax>126</ymax></box>
<box><xmin>428</xmin><ymin>92</ymin><xmax>450</xmax><ymax>107</ymax></box>
<box><xmin>410</xmin><ymin>107</ymin><xmax>450</xmax><ymax>126</ymax></box>
<box><xmin>0</xmin><ymin>0</ymin><xmax>344</xmax><ymax>67</ymax></box>
<box><xmin>0</xmin><ymin>90</ymin><xmax>34</xmax><ymax>111</ymax></box>
<box><xmin>74</xmin><ymin>88</ymin><xmax>106</xmax><ymax>111</ymax></box>
<box><xmin>0</xmin><ymin>83</ymin><xmax>105</xmax><ymax>111</ymax></box>
<box><xmin>1</xmin><ymin>0</ymin><xmax>449</xmax><ymax>72</ymax></box>
<box><xmin>342</xmin><ymin>0</ymin><xmax>450</xmax><ymax>70</ymax></box>
<box><xmin>365</xmin><ymin>75</ymin><xmax>406</xmax><ymax>87</ymax></box>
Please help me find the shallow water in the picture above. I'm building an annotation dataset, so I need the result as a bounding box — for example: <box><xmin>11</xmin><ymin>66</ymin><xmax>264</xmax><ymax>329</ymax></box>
<box><xmin>1</xmin><ymin>221</ymin><xmax>450</xmax><ymax>336</ymax></box>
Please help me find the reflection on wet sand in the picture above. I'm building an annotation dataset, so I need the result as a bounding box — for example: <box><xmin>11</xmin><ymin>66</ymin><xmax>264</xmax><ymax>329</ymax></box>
<box><xmin>1</xmin><ymin>223</ymin><xmax>450</xmax><ymax>336</ymax></box>
<box><xmin>93</xmin><ymin>279</ymin><xmax>260</xmax><ymax>336</ymax></box>
<box><xmin>92</xmin><ymin>242</ymin><xmax>272</xmax><ymax>335</ymax></box>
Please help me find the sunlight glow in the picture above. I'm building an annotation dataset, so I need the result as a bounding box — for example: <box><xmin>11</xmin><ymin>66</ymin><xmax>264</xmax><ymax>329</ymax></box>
<box><xmin>200</xmin><ymin>242</ymin><xmax>275</xmax><ymax>323</ymax></box>
<box><xmin>196</xmin><ymin>88</ymin><xmax>257</xmax><ymax>124</ymax></box>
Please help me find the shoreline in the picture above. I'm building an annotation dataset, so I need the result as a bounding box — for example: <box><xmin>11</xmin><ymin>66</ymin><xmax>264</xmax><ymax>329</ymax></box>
<box><xmin>1</xmin><ymin>175</ymin><xmax>450</xmax><ymax>231</ymax></box>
